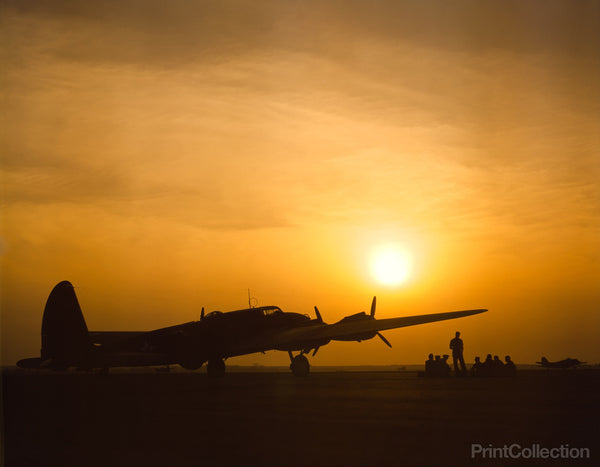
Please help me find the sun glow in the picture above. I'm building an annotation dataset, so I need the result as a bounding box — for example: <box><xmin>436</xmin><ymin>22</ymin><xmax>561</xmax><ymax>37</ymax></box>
<box><xmin>370</xmin><ymin>244</ymin><xmax>412</xmax><ymax>287</ymax></box>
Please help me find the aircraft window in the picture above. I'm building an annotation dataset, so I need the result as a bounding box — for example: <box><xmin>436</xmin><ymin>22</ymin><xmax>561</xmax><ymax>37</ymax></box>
<box><xmin>263</xmin><ymin>307</ymin><xmax>282</xmax><ymax>316</ymax></box>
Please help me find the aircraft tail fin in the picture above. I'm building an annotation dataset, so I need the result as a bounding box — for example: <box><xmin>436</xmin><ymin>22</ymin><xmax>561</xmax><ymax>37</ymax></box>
<box><xmin>40</xmin><ymin>281</ymin><xmax>92</xmax><ymax>368</ymax></box>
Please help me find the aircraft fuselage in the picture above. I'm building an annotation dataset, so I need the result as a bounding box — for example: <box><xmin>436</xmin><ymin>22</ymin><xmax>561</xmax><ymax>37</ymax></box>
<box><xmin>90</xmin><ymin>306</ymin><xmax>325</xmax><ymax>369</ymax></box>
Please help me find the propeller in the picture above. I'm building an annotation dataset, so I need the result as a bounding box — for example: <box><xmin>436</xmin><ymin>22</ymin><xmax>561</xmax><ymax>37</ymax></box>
<box><xmin>306</xmin><ymin>306</ymin><xmax>328</xmax><ymax>356</ymax></box>
<box><xmin>376</xmin><ymin>332</ymin><xmax>392</xmax><ymax>348</ymax></box>
<box><xmin>368</xmin><ymin>296</ymin><xmax>392</xmax><ymax>348</ymax></box>
<box><xmin>312</xmin><ymin>297</ymin><xmax>392</xmax><ymax>351</ymax></box>
<box><xmin>311</xmin><ymin>306</ymin><xmax>324</xmax><ymax>355</ymax></box>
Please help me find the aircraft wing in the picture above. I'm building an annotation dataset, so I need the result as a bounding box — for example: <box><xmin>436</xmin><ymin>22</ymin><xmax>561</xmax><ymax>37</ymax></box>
<box><xmin>271</xmin><ymin>309</ymin><xmax>487</xmax><ymax>349</ymax></box>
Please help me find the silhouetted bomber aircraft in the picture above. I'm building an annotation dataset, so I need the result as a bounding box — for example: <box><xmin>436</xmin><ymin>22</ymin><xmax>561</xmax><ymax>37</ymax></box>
<box><xmin>17</xmin><ymin>281</ymin><xmax>487</xmax><ymax>376</ymax></box>
<box><xmin>536</xmin><ymin>357</ymin><xmax>586</xmax><ymax>369</ymax></box>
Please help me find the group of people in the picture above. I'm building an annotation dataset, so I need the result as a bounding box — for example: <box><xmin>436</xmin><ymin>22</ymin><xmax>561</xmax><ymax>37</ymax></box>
<box><xmin>470</xmin><ymin>354</ymin><xmax>516</xmax><ymax>377</ymax></box>
<box><xmin>424</xmin><ymin>331</ymin><xmax>516</xmax><ymax>377</ymax></box>
<box><xmin>424</xmin><ymin>353</ymin><xmax>453</xmax><ymax>377</ymax></box>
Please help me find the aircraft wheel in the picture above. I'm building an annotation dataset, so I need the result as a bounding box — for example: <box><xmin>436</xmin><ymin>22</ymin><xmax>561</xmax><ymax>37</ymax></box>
<box><xmin>207</xmin><ymin>359</ymin><xmax>226</xmax><ymax>377</ymax></box>
<box><xmin>290</xmin><ymin>355</ymin><xmax>310</xmax><ymax>377</ymax></box>
<box><xmin>179</xmin><ymin>359</ymin><xmax>205</xmax><ymax>370</ymax></box>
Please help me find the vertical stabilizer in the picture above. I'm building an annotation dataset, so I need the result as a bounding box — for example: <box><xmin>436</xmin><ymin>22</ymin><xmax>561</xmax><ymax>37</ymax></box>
<box><xmin>41</xmin><ymin>281</ymin><xmax>91</xmax><ymax>367</ymax></box>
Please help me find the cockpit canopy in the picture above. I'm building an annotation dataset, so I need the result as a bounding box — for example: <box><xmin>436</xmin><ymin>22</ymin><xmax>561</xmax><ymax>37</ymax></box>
<box><xmin>204</xmin><ymin>310</ymin><xmax>224</xmax><ymax>319</ymax></box>
<box><xmin>203</xmin><ymin>306</ymin><xmax>283</xmax><ymax>321</ymax></box>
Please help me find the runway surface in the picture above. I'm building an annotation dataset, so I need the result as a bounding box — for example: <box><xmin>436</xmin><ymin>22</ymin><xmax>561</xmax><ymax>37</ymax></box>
<box><xmin>2</xmin><ymin>368</ymin><xmax>598</xmax><ymax>466</ymax></box>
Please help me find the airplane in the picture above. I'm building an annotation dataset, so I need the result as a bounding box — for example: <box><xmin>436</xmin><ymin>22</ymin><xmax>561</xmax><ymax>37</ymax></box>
<box><xmin>17</xmin><ymin>281</ymin><xmax>487</xmax><ymax>376</ymax></box>
<box><xmin>536</xmin><ymin>357</ymin><xmax>586</xmax><ymax>369</ymax></box>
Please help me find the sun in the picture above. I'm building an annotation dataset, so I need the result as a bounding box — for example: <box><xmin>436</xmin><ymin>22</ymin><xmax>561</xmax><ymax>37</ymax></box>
<box><xmin>370</xmin><ymin>244</ymin><xmax>412</xmax><ymax>287</ymax></box>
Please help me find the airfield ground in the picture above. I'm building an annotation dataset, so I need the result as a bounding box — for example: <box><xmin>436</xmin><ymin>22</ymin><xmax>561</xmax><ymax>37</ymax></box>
<box><xmin>2</xmin><ymin>368</ymin><xmax>598</xmax><ymax>466</ymax></box>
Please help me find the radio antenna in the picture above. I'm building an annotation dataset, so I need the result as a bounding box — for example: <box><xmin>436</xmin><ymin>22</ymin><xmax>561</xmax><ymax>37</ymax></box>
<box><xmin>247</xmin><ymin>289</ymin><xmax>257</xmax><ymax>308</ymax></box>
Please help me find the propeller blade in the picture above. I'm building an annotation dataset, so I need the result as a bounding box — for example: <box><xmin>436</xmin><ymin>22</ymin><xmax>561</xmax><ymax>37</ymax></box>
<box><xmin>370</xmin><ymin>296</ymin><xmax>377</xmax><ymax>317</ymax></box>
<box><xmin>377</xmin><ymin>332</ymin><xmax>392</xmax><ymax>348</ymax></box>
<box><xmin>200</xmin><ymin>307</ymin><xmax>205</xmax><ymax>320</ymax></box>
<box><xmin>312</xmin><ymin>346</ymin><xmax>320</xmax><ymax>357</ymax></box>
<box><xmin>314</xmin><ymin>306</ymin><xmax>323</xmax><ymax>323</ymax></box>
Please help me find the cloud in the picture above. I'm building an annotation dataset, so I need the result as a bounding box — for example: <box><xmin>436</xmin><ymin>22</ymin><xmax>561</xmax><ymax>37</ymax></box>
<box><xmin>1</xmin><ymin>0</ymin><xmax>273</xmax><ymax>66</ymax></box>
<box><xmin>2</xmin><ymin>0</ymin><xmax>598</xmax><ymax>234</ymax></box>
<box><xmin>3</xmin><ymin>0</ymin><xmax>598</xmax><ymax>74</ymax></box>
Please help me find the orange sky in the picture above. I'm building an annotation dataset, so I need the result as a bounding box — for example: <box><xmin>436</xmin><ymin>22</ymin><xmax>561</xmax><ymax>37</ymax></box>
<box><xmin>1</xmin><ymin>0</ymin><xmax>599</xmax><ymax>366</ymax></box>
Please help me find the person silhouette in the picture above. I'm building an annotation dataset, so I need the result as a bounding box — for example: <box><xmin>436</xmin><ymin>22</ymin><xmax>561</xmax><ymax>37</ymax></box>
<box><xmin>449</xmin><ymin>331</ymin><xmax>466</xmax><ymax>375</ymax></box>
<box><xmin>425</xmin><ymin>353</ymin><xmax>434</xmax><ymax>376</ymax></box>
<box><xmin>441</xmin><ymin>354</ymin><xmax>451</xmax><ymax>377</ymax></box>
<box><xmin>481</xmin><ymin>354</ymin><xmax>493</xmax><ymax>376</ymax></box>
<box><xmin>492</xmin><ymin>355</ymin><xmax>505</xmax><ymax>376</ymax></box>
<box><xmin>504</xmin><ymin>355</ymin><xmax>516</xmax><ymax>376</ymax></box>
<box><xmin>470</xmin><ymin>356</ymin><xmax>482</xmax><ymax>377</ymax></box>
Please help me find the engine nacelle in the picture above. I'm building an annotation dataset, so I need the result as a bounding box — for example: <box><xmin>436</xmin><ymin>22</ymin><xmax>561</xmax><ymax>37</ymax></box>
<box><xmin>333</xmin><ymin>312</ymin><xmax>377</xmax><ymax>342</ymax></box>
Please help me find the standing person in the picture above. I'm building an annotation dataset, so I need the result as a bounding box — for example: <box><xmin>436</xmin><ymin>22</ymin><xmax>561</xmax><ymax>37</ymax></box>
<box><xmin>449</xmin><ymin>331</ymin><xmax>467</xmax><ymax>375</ymax></box>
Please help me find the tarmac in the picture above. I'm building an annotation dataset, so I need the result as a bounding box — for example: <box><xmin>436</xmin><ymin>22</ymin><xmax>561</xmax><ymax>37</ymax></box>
<box><xmin>2</xmin><ymin>368</ymin><xmax>598</xmax><ymax>466</ymax></box>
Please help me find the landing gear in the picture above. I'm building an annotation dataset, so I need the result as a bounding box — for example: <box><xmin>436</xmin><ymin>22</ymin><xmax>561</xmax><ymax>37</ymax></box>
<box><xmin>179</xmin><ymin>359</ymin><xmax>204</xmax><ymax>371</ymax></box>
<box><xmin>207</xmin><ymin>358</ymin><xmax>226</xmax><ymax>377</ymax></box>
<box><xmin>289</xmin><ymin>352</ymin><xmax>310</xmax><ymax>377</ymax></box>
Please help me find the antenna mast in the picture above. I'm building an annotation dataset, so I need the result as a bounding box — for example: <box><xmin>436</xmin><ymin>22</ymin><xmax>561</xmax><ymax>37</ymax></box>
<box><xmin>248</xmin><ymin>289</ymin><xmax>257</xmax><ymax>308</ymax></box>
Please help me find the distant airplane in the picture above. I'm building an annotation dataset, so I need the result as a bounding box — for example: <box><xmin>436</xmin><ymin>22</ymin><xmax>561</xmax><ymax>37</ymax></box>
<box><xmin>17</xmin><ymin>281</ymin><xmax>487</xmax><ymax>376</ymax></box>
<box><xmin>536</xmin><ymin>357</ymin><xmax>586</xmax><ymax>369</ymax></box>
